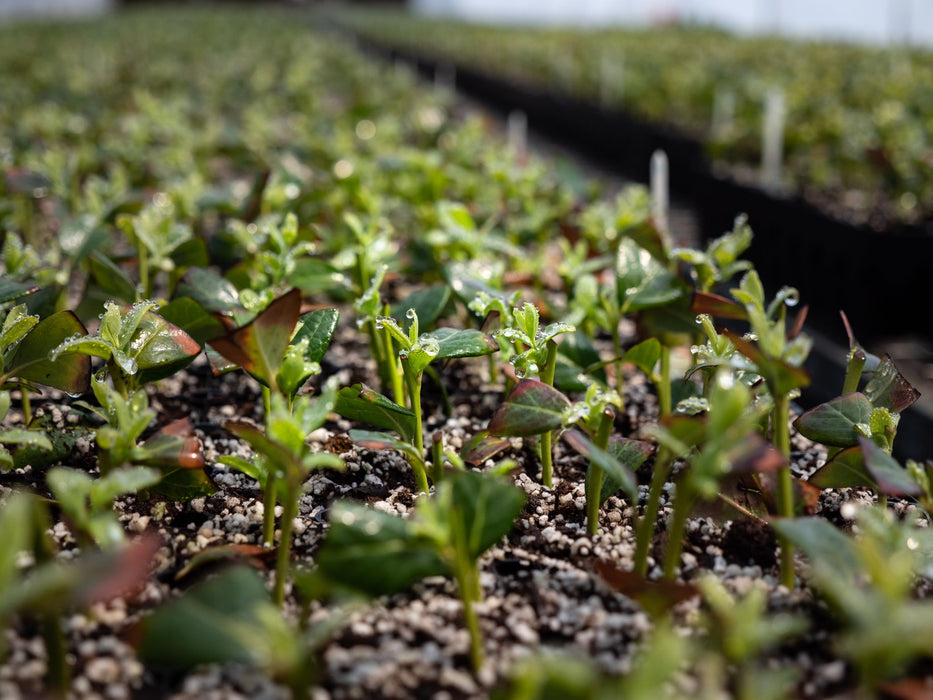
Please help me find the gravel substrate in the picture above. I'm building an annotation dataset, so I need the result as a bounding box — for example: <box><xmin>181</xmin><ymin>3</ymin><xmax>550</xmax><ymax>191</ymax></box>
<box><xmin>0</xmin><ymin>311</ymin><xmax>924</xmax><ymax>699</ymax></box>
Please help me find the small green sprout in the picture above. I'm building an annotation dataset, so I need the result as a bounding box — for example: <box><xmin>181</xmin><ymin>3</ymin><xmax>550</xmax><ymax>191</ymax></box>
<box><xmin>373</xmin><ymin>308</ymin><xmax>498</xmax><ymax>491</ymax></box>
<box><xmin>494</xmin><ymin>302</ymin><xmax>574</xmax><ymax>487</ymax></box>
<box><xmin>222</xmin><ymin>382</ymin><xmax>344</xmax><ymax>604</ymax></box>
<box><xmin>51</xmin><ymin>300</ymin><xmax>200</xmax><ymax>398</ymax></box>
<box><xmin>47</xmin><ymin>465</ymin><xmax>161</xmax><ymax>549</ymax></box>
<box><xmin>317</xmin><ymin>470</ymin><xmax>524</xmax><ymax>670</ymax></box>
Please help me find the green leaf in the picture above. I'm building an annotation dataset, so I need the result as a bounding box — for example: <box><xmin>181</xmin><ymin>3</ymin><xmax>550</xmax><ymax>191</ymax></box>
<box><xmin>391</xmin><ymin>285</ymin><xmax>451</xmax><ymax>332</ymax></box>
<box><xmin>864</xmin><ymin>354</ymin><xmax>920</xmax><ymax>414</ymax></box>
<box><xmin>556</xmin><ymin>330</ymin><xmax>606</xmax><ymax>389</ymax></box>
<box><xmin>290</xmin><ymin>257</ymin><xmax>341</xmax><ymax>296</ymax></box>
<box><xmin>771</xmin><ymin>518</ymin><xmax>859</xmax><ymax>582</ymax></box>
<box><xmin>132</xmin><ymin>310</ymin><xmax>202</xmax><ymax>385</ymax></box>
<box><xmin>207</xmin><ymin>288</ymin><xmax>300</xmax><ymax>391</ymax></box>
<box><xmin>488</xmin><ymin>379</ymin><xmax>571</xmax><ymax>437</ymax></box>
<box><xmin>292</xmin><ymin>308</ymin><xmax>339</xmax><ymax>363</ymax></box>
<box><xmin>176</xmin><ymin>268</ymin><xmax>242</xmax><ymax>314</ymax></box>
<box><xmin>622</xmin><ymin>338</ymin><xmax>661</xmax><ymax>378</ymax></box>
<box><xmin>0</xmin><ymin>428</ymin><xmax>52</xmax><ymax>452</ymax></box>
<box><xmin>793</xmin><ymin>393</ymin><xmax>873</xmax><ymax>447</ymax></box>
<box><xmin>6</xmin><ymin>311</ymin><xmax>91</xmax><ymax>395</ymax></box>
<box><xmin>317</xmin><ymin>501</ymin><xmax>449</xmax><ymax>597</ymax></box>
<box><xmin>0</xmin><ymin>280</ymin><xmax>38</xmax><ymax>305</ymax></box>
<box><xmin>157</xmin><ymin>298</ymin><xmax>225</xmax><ymax>346</ymax></box>
<box><xmin>217</xmin><ymin>455</ymin><xmax>266</xmax><ymax>484</ymax></box>
<box><xmin>150</xmin><ymin>467</ymin><xmax>218</xmax><ymax>501</ymax></box>
<box><xmin>562</xmin><ymin>429</ymin><xmax>640</xmax><ymax>506</ymax></box>
<box><xmin>425</xmin><ymin>327</ymin><xmax>499</xmax><ymax>360</ymax></box>
<box><xmin>89</xmin><ymin>251</ymin><xmax>137</xmax><ymax>303</ymax></box>
<box><xmin>859</xmin><ymin>436</ymin><xmax>923</xmax><ymax>497</ymax></box>
<box><xmin>170</xmin><ymin>238</ymin><xmax>209</xmax><ymax>270</ymax></box>
<box><xmin>349</xmin><ymin>429</ymin><xmax>423</xmax><ymax>465</ymax></box>
<box><xmin>616</xmin><ymin>239</ymin><xmax>685</xmax><ymax>311</ymax></box>
<box><xmin>334</xmin><ymin>384</ymin><xmax>416</xmax><ymax>443</ymax></box>
<box><xmin>603</xmin><ymin>436</ymin><xmax>654</xmax><ymax>505</ymax></box>
<box><xmin>808</xmin><ymin>446</ymin><xmax>875</xmax><ymax>490</ymax></box>
<box><xmin>443</xmin><ymin>470</ymin><xmax>524</xmax><ymax>559</ymax></box>
<box><xmin>136</xmin><ymin>566</ymin><xmax>288</xmax><ymax>670</ymax></box>
<box><xmin>725</xmin><ymin>330</ymin><xmax>810</xmax><ymax>397</ymax></box>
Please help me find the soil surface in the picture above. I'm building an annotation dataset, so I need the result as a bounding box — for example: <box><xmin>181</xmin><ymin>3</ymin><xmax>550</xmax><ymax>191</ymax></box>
<box><xmin>2</xmin><ymin>308</ymin><xmax>917</xmax><ymax>700</ymax></box>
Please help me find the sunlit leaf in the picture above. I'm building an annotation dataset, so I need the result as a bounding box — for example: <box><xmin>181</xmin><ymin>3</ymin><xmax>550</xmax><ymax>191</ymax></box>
<box><xmin>334</xmin><ymin>384</ymin><xmax>416</xmax><ymax>443</ymax></box>
<box><xmin>207</xmin><ymin>288</ymin><xmax>300</xmax><ymax>391</ymax></box>
<box><xmin>7</xmin><ymin>311</ymin><xmax>91</xmax><ymax>395</ymax></box>
<box><xmin>488</xmin><ymin>379</ymin><xmax>571</xmax><ymax>437</ymax></box>
<box><xmin>292</xmin><ymin>308</ymin><xmax>339</xmax><ymax>363</ymax></box>
<box><xmin>793</xmin><ymin>393</ymin><xmax>873</xmax><ymax>447</ymax></box>
<box><xmin>864</xmin><ymin>354</ymin><xmax>920</xmax><ymax>414</ymax></box>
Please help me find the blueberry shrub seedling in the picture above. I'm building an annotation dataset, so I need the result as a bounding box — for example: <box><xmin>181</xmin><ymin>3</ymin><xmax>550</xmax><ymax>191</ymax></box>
<box><xmin>316</xmin><ymin>470</ymin><xmax>524</xmax><ymax>670</ymax></box>
<box><xmin>222</xmin><ymin>383</ymin><xmax>343</xmax><ymax>605</ymax></box>
<box><xmin>494</xmin><ymin>302</ymin><xmax>574</xmax><ymax>487</ymax></box>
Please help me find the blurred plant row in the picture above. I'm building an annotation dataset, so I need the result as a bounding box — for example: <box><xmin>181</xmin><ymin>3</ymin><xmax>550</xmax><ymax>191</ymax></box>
<box><xmin>1</xmin><ymin>7</ymin><xmax>932</xmax><ymax>699</ymax></box>
<box><xmin>337</xmin><ymin>8</ymin><xmax>933</xmax><ymax>228</ymax></box>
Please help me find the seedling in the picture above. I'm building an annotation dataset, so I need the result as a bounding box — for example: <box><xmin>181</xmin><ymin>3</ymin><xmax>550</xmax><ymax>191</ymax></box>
<box><xmin>0</xmin><ymin>303</ymin><xmax>90</xmax><ymax>423</ymax></box>
<box><xmin>489</xmin><ymin>379</ymin><xmax>650</xmax><ymax>533</ymax></box>
<box><xmin>222</xmin><ymin>384</ymin><xmax>344</xmax><ymax>604</ymax></box>
<box><xmin>494</xmin><ymin>302</ymin><xmax>574</xmax><ymax>487</ymax></box>
<box><xmin>645</xmin><ymin>372</ymin><xmax>784</xmax><ymax>579</ymax></box>
<box><xmin>726</xmin><ymin>270</ymin><xmax>811</xmax><ymax>587</ymax></box>
<box><xmin>51</xmin><ymin>300</ymin><xmax>200</xmax><ymax>397</ymax></box>
<box><xmin>207</xmin><ymin>287</ymin><xmax>339</xmax><ymax>408</ymax></box>
<box><xmin>0</xmin><ymin>492</ymin><xmax>158</xmax><ymax>693</ymax></box>
<box><xmin>316</xmin><ymin>470</ymin><xmax>525</xmax><ymax>670</ymax></box>
<box><xmin>76</xmin><ymin>375</ymin><xmax>212</xmax><ymax>496</ymax></box>
<box><xmin>373</xmin><ymin>308</ymin><xmax>498</xmax><ymax>490</ymax></box>
<box><xmin>774</xmin><ymin>507</ymin><xmax>933</xmax><ymax>694</ymax></box>
<box><xmin>136</xmin><ymin>566</ymin><xmax>337</xmax><ymax>700</ymax></box>
<box><xmin>47</xmin><ymin>465</ymin><xmax>161</xmax><ymax>549</ymax></box>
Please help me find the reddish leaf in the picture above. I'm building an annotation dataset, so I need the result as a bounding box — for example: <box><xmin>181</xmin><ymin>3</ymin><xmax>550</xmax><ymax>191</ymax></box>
<box><xmin>864</xmin><ymin>354</ymin><xmax>920</xmax><ymax>414</ymax></box>
<box><xmin>591</xmin><ymin>559</ymin><xmax>697</xmax><ymax>614</ymax></box>
<box><xmin>488</xmin><ymin>379</ymin><xmax>570</xmax><ymax>437</ymax></box>
<box><xmin>690</xmin><ymin>291</ymin><xmax>746</xmax><ymax>320</ymax></box>
<box><xmin>460</xmin><ymin>431</ymin><xmax>511</xmax><ymax>466</ymax></box>
<box><xmin>80</xmin><ymin>534</ymin><xmax>160</xmax><ymax>605</ymax></box>
<box><xmin>860</xmin><ymin>436</ymin><xmax>922</xmax><ymax>498</ymax></box>
<box><xmin>174</xmin><ymin>544</ymin><xmax>275</xmax><ymax>583</ymax></box>
<box><xmin>724</xmin><ymin>329</ymin><xmax>810</xmax><ymax>396</ymax></box>
<box><xmin>207</xmin><ymin>288</ymin><xmax>301</xmax><ymax>390</ymax></box>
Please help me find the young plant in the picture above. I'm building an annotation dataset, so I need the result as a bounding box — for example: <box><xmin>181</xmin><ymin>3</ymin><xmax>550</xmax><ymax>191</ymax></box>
<box><xmin>489</xmin><ymin>379</ymin><xmax>650</xmax><ymax>534</ymax></box>
<box><xmin>774</xmin><ymin>507</ymin><xmax>933</xmax><ymax>694</ymax></box>
<box><xmin>370</xmin><ymin>308</ymin><xmax>498</xmax><ymax>491</ymax></box>
<box><xmin>493</xmin><ymin>302</ymin><xmax>574</xmax><ymax>487</ymax></box>
<box><xmin>726</xmin><ymin>270</ymin><xmax>811</xmax><ymax>587</ymax></box>
<box><xmin>50</xmin><ymin>300</ymin><xmax>200</xmax><ymax>397</ymax></box>
<box><xmin>316</xmin><ymin>469</ymin><xmax>524</xmax><ymax>670</ymax></box>
<box><xmin>795</xmin><ymin>353</ymin><xmax>920</xmax><ymax>506</ymax></box>
<box><xmin>76</xmin><ymin>374</ymin><xmax>211</xmax><ymax>496</ymax></box>
<box><xmin>0</xmin><ymin>492</ymin><xmax>158</xmax><ymax>693</ymax></box>
<box><xmin>645</xmin><ymin>372</ymin><xmax>784</xmax><ymax>580</ymax></box>
<box><xmin>136</xmin><ymin>566</ymin><xmax>337</xmax><ymax>700</ymax></box>
<box><xmin>695</xmin><ymin>575</ymin><xmax>806</xmax><ymax>700</ymax></box>
<box><xmin>0</xmin><ymin>303</ymin><xmax>90</xmax><ymax>424</ymax></box>
<box><xmin>46</xmin><ymin>465</ymin><xmax>161</xmax><ymax>549</ymax></box>
<box><xmin>221</xmin><ymin>383</ymin><xmax>344</xmax><ymax>604</ymax></box>
<box><xmin>208</xmin><ymin>287</ymin><xmax>339</xmax><ymax>409</ymax></box>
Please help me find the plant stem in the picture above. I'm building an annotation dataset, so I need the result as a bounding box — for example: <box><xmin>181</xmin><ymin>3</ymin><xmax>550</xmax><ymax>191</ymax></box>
<box><xmin>431</xmin><ymin>431</ymin><xmax>444</xmax><ymax>485</ymax></box>
<box><xmin>586</xmin><ymin>408</ymin><xmax>615</xmax><ymax>536</ymax></box>
<box><xmin>273</xmin><ymin>476</ymin><xmax>299</xmax><ymax>606</ymax></box>
<box><xmin>40</xmin><ymin>615</ymin><xmax>69</xmax><ymax>695</ymax></box>
<box><xmin>612</xmin><ymin>326</ymin><xmax>624</xmax><ymax>394</ymax></box>
<box><xmin>457</xmin><ymin>562</ymin><xmax>484</xmax><ymax>671</ymax></box>
<box><xmin>382</xmin><ymin>325</ymin><xmax>405</xmax><ymax>406</ymax></box>
<box><xmin>262</xmin><ymin>474</ymin><xmax>277</xmax><ymax>547</ymax></box>
<box><xmin>634</xmin><ymin>446</ymin><xmax>673</xmax><ymax>576</ymax></box>
<box><xmin>658</xmin><ymin>343</ymin><xmax>672</xmax><ymax>418</ymax></box>
<box><xmin>773</xmin><ymin>393</ymin><xmax>795</xmax><ymax>588</ymax></box>
<box><xmin>138</xmin><ymin>242</ymin><xmax>149</xmax><ymax>300</ymax></box>
<box><xmin>539</xmin><ymin>341</ymin><xmax>559</xmax><ymax>488</ymax></box>
<box><xmin>20</xmin><ymin>389</ymin><xmax>31</xmax><ymax>427</ymax></box>
<box><xmin>663</xmin><ymin>484</ymin><xmax>694</xmax><ymax>580</ymax></box>
<box><xmin>402</xmin><ymin>361</ymin><xmax>430</xmax><ymax>493</ymax></box>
